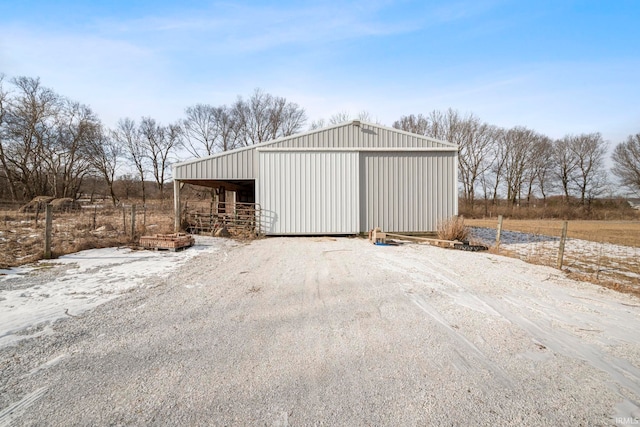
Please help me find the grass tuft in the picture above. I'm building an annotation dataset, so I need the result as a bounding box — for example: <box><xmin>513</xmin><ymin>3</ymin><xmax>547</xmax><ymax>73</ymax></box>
<box><xmin>437</xmin><ymin>216</ymin><xmax>469</xmax><ymax>241</ymax></box>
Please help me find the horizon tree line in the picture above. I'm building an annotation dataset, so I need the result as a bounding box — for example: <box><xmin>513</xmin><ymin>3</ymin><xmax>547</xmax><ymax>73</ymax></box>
<box><xmin>392</xmin><ymin>110</ymin><xmax>614</xmax><ymax>210</ymax></box>
<box><xmin>0</xmin><ymin>73</ymin><xmax>639</xmax><ymax>207</ymax></box>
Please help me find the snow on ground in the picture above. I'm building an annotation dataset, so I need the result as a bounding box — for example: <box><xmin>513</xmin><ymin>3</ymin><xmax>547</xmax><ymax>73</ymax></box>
<box><xmin>1</xmin><ymin>236</ymin><xmax>640</xmax><ymax>424</ymax></box>
<box><xmin>471</xmin><ymin>227</ymin><xmax>640</xmax><ymax>284</ymax></box>
<box><xmin>0</xmin><ymin>237</ymin><xmax>222</xmax><ymax>349</ymax></box>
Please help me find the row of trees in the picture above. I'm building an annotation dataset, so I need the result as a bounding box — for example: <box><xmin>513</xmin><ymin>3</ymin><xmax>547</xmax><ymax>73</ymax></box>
<box><xmin>393</xmin><ymin>109</ymin><xmax>639</xmax><ymax>208</ymax></box>
<box><xmin>1</xmin><ymin>74</ymin><xmax>639</xmax><ymax>207</ymax></box>
<box><xmin>0</xmin><ymin>75</ymin><xmax>306</xmax><ymax>204</ymax></box>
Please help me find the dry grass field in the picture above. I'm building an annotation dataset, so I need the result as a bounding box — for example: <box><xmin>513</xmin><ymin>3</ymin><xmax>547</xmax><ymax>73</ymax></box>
<box><xmin>465</xmin><ymin>219</ymin><xmax>640</xmax><ymax>248</ymax></box>
<box><xmin>0</xmin><ymin>203</ymin><xmax>175</xmax><ymax>269</ymax></box>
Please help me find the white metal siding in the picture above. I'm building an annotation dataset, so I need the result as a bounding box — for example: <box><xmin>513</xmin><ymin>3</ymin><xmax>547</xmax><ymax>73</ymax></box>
<box><xmin>274</xmin><ymin>122</ymin><xmax>450</xmax><ymax>149</ymax></box>
<box><xmin>258</xmin><ymin>151</ymin><xmax>359</xmax><ymax>234</ymax></box>
<box><xmin>172</xmin><ymin>121</ymin><xmax>457</xmax><ymax>181</ymax></box>
<box><xmin>173</xmin><ymin>148</ymin><xmax>256</xmax><ymax>180</ymax></box>
<box><xmin>360</xmin><ymin>151</ymin><xmax>458</xmax><ymax>233</ymax></box>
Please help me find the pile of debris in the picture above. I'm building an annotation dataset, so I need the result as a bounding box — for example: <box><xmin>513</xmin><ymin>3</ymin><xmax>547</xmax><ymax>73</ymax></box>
<box><xmin>19</xmin><ymin>196</ymin><xmax>80</xmax><ymax>213</ymax></box>
<box><xmin>368</xmin><ymin>227</ymin><xmax>488</xmax><ymax>251</ymax></box>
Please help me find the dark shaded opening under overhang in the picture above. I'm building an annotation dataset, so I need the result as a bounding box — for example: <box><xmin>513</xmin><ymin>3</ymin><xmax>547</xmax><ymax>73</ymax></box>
<box><xmin>179</xmin><ymin>179</ymin><xmax>255</xmax><ymax>203</ymax></box>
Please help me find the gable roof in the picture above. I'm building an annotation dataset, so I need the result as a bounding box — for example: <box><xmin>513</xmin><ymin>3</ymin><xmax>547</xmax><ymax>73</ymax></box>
<box><xmin>172</xmin><ymin>120</ymin><xmax>458</xmax><ymax>181</ymax></box>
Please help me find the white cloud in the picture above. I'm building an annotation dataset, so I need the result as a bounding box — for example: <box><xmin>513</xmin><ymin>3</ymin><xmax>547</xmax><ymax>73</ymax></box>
<box><xmin>1</xmin><ymin>0</ymin><xmax>638</xmax><ymax>147</ymax></box>
<box><xmin>84</xmin><ymin>1</ymin><xmax>424</xmax><ymax>55</ymax></box>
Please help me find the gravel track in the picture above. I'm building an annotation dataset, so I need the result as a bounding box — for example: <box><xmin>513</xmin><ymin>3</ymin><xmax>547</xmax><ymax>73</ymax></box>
<box><xmin>1</xmin><ymin>236</ymin><xmax>640</xmax><ymax>426</ymax></box>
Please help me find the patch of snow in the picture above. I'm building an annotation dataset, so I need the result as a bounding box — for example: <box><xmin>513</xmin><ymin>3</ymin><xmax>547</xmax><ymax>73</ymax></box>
<box><xmin>0</xmin><ymin>236</ymin><xmax>222</xmax><ymax>349</ymax></box>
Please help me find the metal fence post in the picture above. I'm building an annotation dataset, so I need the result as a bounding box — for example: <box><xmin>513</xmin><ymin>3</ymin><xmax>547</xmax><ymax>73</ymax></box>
<box><xmin>495</xmin><ymin>215</ymin><xmax>503</xmax><ymax>250</ymax></box>
<box><xmin>557</xmin><ymin>221</ymin><xmax>568</xmax><ymax>269</ymax></box>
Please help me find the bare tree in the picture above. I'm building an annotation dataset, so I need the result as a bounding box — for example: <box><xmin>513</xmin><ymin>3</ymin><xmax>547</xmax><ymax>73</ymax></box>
<box><xmin>0</xmin><ymin>75</ymin><xmax>105</xmax><ymax>201</ymax></box>
<box><xmin>308</xmin><ymin>118</ymin><xmax>326</xmax><ymax>130</ymax></box>
<box><xmin>0</xmin><ymin>74</ymin><xmax>13</xmax><ymax>199</ymax></box>
<box><xmin>47</xmin><ymin>100</ymin><xmax>101</xmax><ymax>198</ymax></box>
<box><xmin>489</xmin><ymin>128</ymin><xmax>508</xmax><ymax>205</ymax></box>
<box><xmin>500</xmin><ymin>126</ymin><xmax>542</xmax><ymax>206</ymax></box>
<box><xmin>531</xmin><ymin>136</ymin><xmax>555</xmax><ymax>203</ymax></box>
<box><xmin>1</xmin><ymin>76</ymin><xmax>60</xmax><ymax>199</ymax></box>
<box><xmin>457</xmin><ymin>121</ymin><xmax>497</xmax><ymax>208</ymax></box>
<box><xmin>311</xmin><ymin>110</ymin><xmax>379</xmax><ymax>130</ymax></box>
<box><xmin>233</xmin><ymin>89</ymin><xmax>307</xmax><ymax>146</ymax></box>
<box><xmin>115</xmin><ymin>118</ymin><xmax>147</xmax><ymax>203</ymax></box>
<box><xmin>271</xmin><ymin>98</ymin><xmax>307</xmax><ymax>137</ymax></box>
<box><xmin>392</xmin><ymin>114</ymin><xmax>429</xmax><ymax>135</ymax></box>
<box><xmin>519</xmin><ymin>134</ymin><xmax>555</xmax><ymax>205</ymax></box>
<box><xmin>232</xmin><ymin>89</ymin><xmax>267</xmax><ymax>146</ymax></box>
<box><xmin>328</xmin><ymin>111</ymin><xmax>352</xmax><ymax>125</ymax></box>
<box><xmin>139</xmin><ymin>117</ymin><xmax>182</xmax><ymax>199</ymax></box>
<box><xmin>182</xmin><ymin>104</ymin><xmax>239</xmax><ymax>157</ymax></box>
<box><xmin>214</xmin><ymin>106</ymin><xmax>238</xmax><ymax>152</ymax></box>
<box><xmin>569</xmin><ymin>133</ymin><xmax>608</xmax><ymax>205</ymax></box>
<box><xmin>611</xmin><ymin>133</ymin><xmax>640</xmax><ymax>195</ymax></box>
<box><xmin>88</xmin><ymin>127</ymin><xmax>122</xmax><ymax>206</ymax></box>
<box><xmin>182</xmin><ymin>104</ymin><xmax>218</xmax><ymax>158</ymax></box>
<box><xmin>553</xmin><ymin>136</ymin><xmax>578</xmax><ymax>202</ymax></box>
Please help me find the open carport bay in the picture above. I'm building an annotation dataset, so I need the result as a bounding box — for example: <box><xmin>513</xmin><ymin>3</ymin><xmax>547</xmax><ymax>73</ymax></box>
<box><xmin>1</xmin><ymin>237</ymin><xmax>639</xmax><ymax>425</ymax></box>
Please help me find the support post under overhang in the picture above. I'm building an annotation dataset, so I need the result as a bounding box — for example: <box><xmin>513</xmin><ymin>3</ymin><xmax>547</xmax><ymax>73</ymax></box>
<box><xmin>174</xmin><ymin>180</ymin><xmax>181</xmax><ymax>232</ymax></box>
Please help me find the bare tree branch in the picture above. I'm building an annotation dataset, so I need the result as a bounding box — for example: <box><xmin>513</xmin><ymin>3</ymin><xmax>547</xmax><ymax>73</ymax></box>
<box><xmin>612</xmin><ymin>133</ymin><xmax>640</xmax><ymax>195</ymax></box>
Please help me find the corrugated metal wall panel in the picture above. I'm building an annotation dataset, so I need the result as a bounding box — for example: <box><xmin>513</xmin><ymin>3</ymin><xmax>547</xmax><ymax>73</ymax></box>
<box><xmin>173</xmin><ymin>148</ymin><xmax>256</xmax><ymax>180</ymax></box>
<box><xmin>360</xmin><ymin>151</ymin><xmax>458</xmax><ymax>233</ymax></box>
<box><xmin>273</xmin><ymin>122</ymin><xmax>444</xmax><ymax>150</ymax></box>
<box><xmin>258</xmin><ymin>151</ymin><xmax>359</xmax><ymax>234</ymax></box>
<box><xmin>359</xmin><ymin>123</ymin><xmax>439</xmax><ymax>148</ymax></box>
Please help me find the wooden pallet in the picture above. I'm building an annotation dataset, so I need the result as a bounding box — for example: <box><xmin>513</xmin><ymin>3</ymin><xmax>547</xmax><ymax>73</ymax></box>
<box><xmin>139</xmin><ymin>233</ymin><xmax>195</xmax><ymax>251</ymax></box>
<box><xmin>385</xmin><ymin>233</ymin><xmax>460</xmax><ymax>248</ymax></box>
<box><xmin>368</xmin><ymin>227</ymin><xmax>460</xmax><ymax>248</ymax></box>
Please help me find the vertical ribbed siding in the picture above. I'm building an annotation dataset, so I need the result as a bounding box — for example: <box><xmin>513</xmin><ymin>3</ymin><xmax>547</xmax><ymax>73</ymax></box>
<box><xmin>359</xmin><ymin>123</ymin><xmax>438</xmax><ymax>148</ymax></box>
<box><xmin>258</xmin><ymin>151</ymin><xmax>359</xmax><ymax>234</ymax></box>
<box><xmin>278</xmin><ymin>123</ymin><xmax>360</xmax><ymax>149</ymax></box>
<box><xmin>274</xmin><ymin>122</ymin><xmax>446</xmax><ymax>149</ymax></box>
<box><xmin>360</xmin><ymin>151</ymin><xmax>458</xmax><ymax>233</ymax></box>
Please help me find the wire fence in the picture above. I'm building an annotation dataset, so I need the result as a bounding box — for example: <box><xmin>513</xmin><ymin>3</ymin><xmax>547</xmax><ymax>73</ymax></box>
<box><xmin>469</xmin><ymin>220</ymin><xmax>640</xmax><ymax>294</ymax></box>
<box><xmin>0</xmin><ymin>202</ymin><xmax>175</xmax><ymax>269</ymax></box>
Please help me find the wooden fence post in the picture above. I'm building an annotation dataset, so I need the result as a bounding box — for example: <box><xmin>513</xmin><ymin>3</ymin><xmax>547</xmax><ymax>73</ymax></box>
<box><xmin>44</xmin><ymin>204</ymin><xmax>52</xmax><ymax>259</ymax></box>
<box><xmin>557</xmin><ymin>221</ymin><xmax>568</xmax><ymax>269</ymax></box>
<box><xmin>495</xmin><ymin>215</ymin><xmax>503</xmax><ymax>250</ymax></box>
<box><xmin>131</xmin><ymin>205</ymin><xmax>136</xmax><ymax>237</ymax></box>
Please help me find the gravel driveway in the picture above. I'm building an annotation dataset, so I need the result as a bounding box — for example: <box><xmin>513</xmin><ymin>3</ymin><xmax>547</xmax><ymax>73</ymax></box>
<box><xmin>1</xmin><ymin>236</ymin><xmax>640</xmax><ymax>426</ymax></box>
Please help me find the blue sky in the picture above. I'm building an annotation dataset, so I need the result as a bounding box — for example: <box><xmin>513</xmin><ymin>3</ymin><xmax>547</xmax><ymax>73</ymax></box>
<box><xmin>1</xmin><ymin>0</ymin><xmax>638</xmax><ymax>145</ymax></box>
